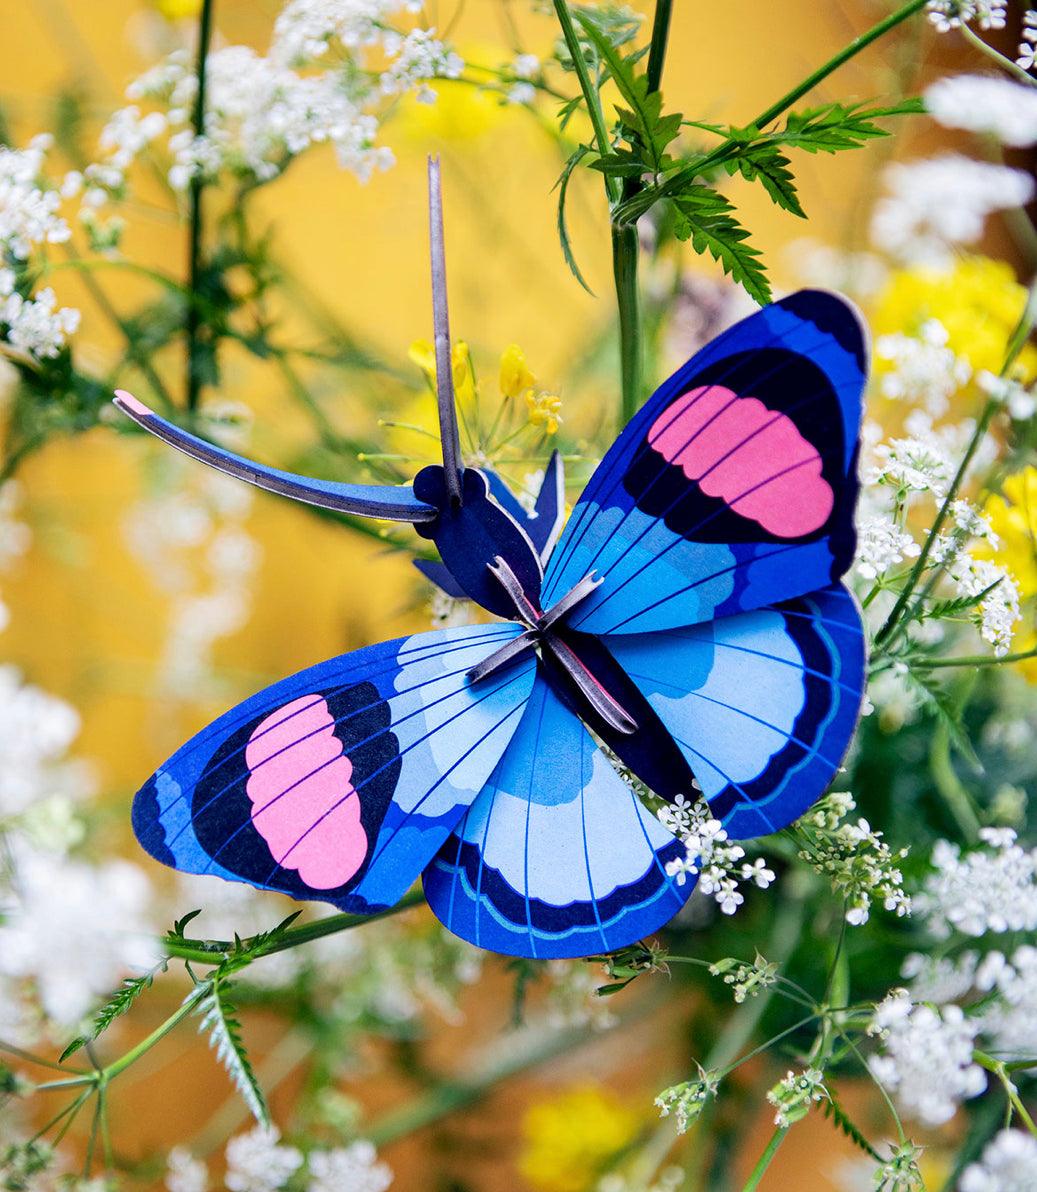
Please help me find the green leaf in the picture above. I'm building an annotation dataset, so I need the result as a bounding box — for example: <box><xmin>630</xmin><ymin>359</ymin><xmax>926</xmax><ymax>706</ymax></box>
<box><xmin>672</xmin><ymin>186</ymin><xmax>772</xmax><ymax>305</ymax></box>
<box><xmin>554</xmin><ymin>146</ymin><xmax>595</xmax><ymax>295</ymax></box>
<box><xmin>60</xmin><ymin>967</ymin><xmax>165</xmax><ymax>1061</ymax></box>
<box><xmin>905</xmin><ymin>667</ymin><xmax>982</xmax><ymax>772</ymax></box>
<box><xmin>774</xmin><ymin>98</ymin><xmax>924</xmax><ymax>155</ymax></box>
<box><xmin>196</xmin><ymin>976</ymin><xmax>269</xmax><ymax>1126</ymax></box>
<box><xmin>726</xmin><ymin>144</ymin><xmax>805</xmax><ymax>218</ymax></box>
<box><xmin>914</xmin><ymin>577</ymin><xmax>1005</xmax><ymax>622</ymax></box>
<box><xmin>821</xmin><ymin>1094</ymin><xmax>882</xmax><ymax>1160</ymax></box>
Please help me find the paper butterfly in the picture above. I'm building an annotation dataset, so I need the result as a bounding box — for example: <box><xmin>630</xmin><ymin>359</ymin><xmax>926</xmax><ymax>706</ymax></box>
<box><xmin>119</xmin><ymin>160</ymin><xmax>866</xmax><ymax>959</ymax></box>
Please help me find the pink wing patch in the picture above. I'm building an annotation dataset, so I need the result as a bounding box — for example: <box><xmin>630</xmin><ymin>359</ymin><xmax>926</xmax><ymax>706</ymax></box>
<box><xmin>648</xmin><ymin>385</ymin><xmax>833</xmax><ymax>537</ymax></box>
<box><xmin>245</xmin><ymin>696</ymin><xmax>367</xmax><ymax>889</ymax></box>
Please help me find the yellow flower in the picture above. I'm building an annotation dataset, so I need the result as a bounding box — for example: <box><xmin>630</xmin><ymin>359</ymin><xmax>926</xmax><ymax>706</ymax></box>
<box><xmin>500</xmin><ymin>343</ymin><xmax>536</xmax><ymax>399</ymax></box>
<box><xmin>526</xmin><ymin>390</ymin><xmax>562</xmax><ymax>435</ymax></box>
<box><xmin>408</xmin><ymin>338</ymin><xmax>476</xmax><ymax>407</ymax></box>
<box><xmin>150</xmin><ymin>0</ymin><xmax>203</xmax><ymax>18</ymax></box>
<box><xmin>519</xmin><ymin>1085</ymin><xmax>641</xmax><ymax>1192</ymax></box>
<box><xmin>979</xmin><ymin>467</ymin><xmax>1037</xmax><ymax>679</ymax></box>
<box><xmin>872</xmin><ymin>256</ymin><xmax>1037</xmax><ymax>381</ymax></box>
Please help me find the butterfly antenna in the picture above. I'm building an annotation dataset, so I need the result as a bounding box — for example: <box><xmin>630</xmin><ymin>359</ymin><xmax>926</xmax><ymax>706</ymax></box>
<box><xmin>428</xmin><ymin>155</ymin><xmax>463</xmax><ymax>506</ymax></box>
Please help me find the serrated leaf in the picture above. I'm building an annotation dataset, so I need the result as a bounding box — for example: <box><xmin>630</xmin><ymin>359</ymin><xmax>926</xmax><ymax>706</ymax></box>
<box><xmin>60</xmin><ymin>967</ymin><xmax>164</xmax><ymax>1061</ymax></box>
<box><xmin>554</xmin><ymin>146</ymin><xmax>595</xmax><ymax>295</ymax></box>
<box><xmin>775</xmin><ymin>98</ymin><xmax>924</xmax><ymax>155</ymax></box>
<box><xmin>915</xmin><ymin>577</ymin><xmax>1005</xmax><ymax>622</ymax></box>
<box><xmin>196</xmin><ymin>976</ymin><xmax>269</xmax><ymax>1126</ymax></box>
<box><xmin>822</xmin><ymin>1094</ymin><xmax>882</xmax><ymax>1160</ymax></box>
<box><xmin>726</xmin><ymin>144</ymin><xmax>805</xmax><ymax>217</ymax></box>
<box><xmin>672</xmin><ymin>186</ymin><xmax>771</xmax><ymax>305</ymax></box>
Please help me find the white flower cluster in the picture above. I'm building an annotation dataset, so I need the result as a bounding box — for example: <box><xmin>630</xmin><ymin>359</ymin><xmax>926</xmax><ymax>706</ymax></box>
<box><xmin>867</xmin><ymin>992</ymin><xmax>986</xmax><ymax>1125</ymax></box>
<box><xmin>123</xmin><ymin>439</ymin><xmax>260</xmax><ymax>699</ymax></box>
<box><xmin>980</xmin><ymin>369</ymin><xmax>1037</xmax><ymax>422</ymax></box>
<box><xmin>0</xmin><ymin>846</ymin><xmax>160</xmax><ymax>1025</ymax></box>
<box><xmin>0</xmin><ymin>481</ymin><xmax>30</xmax><ymax>633</ymax></box>
<box><xmin>654</xmin><ymin>1068</ymin><xmax>720</xmax><ymax>1135</ymax></box>
<box><xmin>169</xmin><ymin>1127</ymin><xmax>393</xmax><ymax>1192</ymax></box>
<box><xmin>871</xmin><ymin>155</ymin><xmax>1034</xmax><ymax>265</ymax></box>
<box><xmin>926</xmin><ymin>0</ymin><xmax>1007</xmax><ymax>32</ymax></box>
<box><xmin>915</xmin><ymin>828</ymin><xmax>1037</xmax><ymax>938</ymax></box>
<box><xmin>708</xmin><ymin>952</ymin><xmax>778</xmax><ymax>1004</ymax></box>
<box><xmin>865</xmin><ymin>426</ymin><xmax>954</xmax><ymax>503</ymax></box>
<box><xmin>971</xmin><ymin>946</ymin><xmax>1037</xmax><ymax>1060</ymax></box>
<box><xmin>943</xmin><ymin>551</ymin><xmax>1020</xmax><ymax>655</ymax></box>
<box><xmin>855</xmin><ymin>514</ymin><xmax>920</xmax><ymax>582</ymax></box>
<box><xmin>926</xmin><ymin>74</ymin><xmax>1037</xmax><ymax>147</ymax></box>
<box><xmin>1019</xmin><ymin>11</ymin><xmax>1037</xmax><ymax>71</ymax></box>
<box><xmin>875</xmin><ymin>319</ymin><xmax>972</xmax><ymax>417</ymax></box>
<box><xmin>961</xmin><ymin>1129</ymin><xmax>1037</xmax><ymax>1191</ymax></box>
<box><xmin>0</xmin><ymin>138</ymin><xmax>80</xmax><ymax>361</ymax></box>
<box><xmin>766</xmin><ymin>1067</ymin><xmax>827</xmax><ymax>1128</ymax></box>
<box><xmin>659</xmin><ymin>794</ymin><xmax>775</xmax><ymax>916</ymax></box>
<box><xmin>796</xmin><ymin>793</ymin><xmax>911</xmax><ymax>926</ymax></box>
<box><xmin>92</xmin><ymin>0</ymin><xmax>463</xmax><ymax>197</ymax></box>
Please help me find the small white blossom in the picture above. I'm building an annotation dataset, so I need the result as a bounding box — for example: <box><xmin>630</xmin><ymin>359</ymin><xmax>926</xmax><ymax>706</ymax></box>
<box><xmin>1019</xmin><ymin>11</ymin><xmax>1037</xmax><ymax>71</ymax></box>
<box><xmin>766</xmin><ymin>1068</ymin><xmax>827</xmax><ymax>1128</ymax></box>
<box><xmin>166</xmin><ymin>1148</ymin><xmax>208</xmax><ymax>1192</ymax></box>
<box><xmin>944</xmin><ymin>554</ymin><xmax>1019</xmax><ymax>655</ymax></box>
<box><xmin>513</xmin><ymin>53</ymin><xmax>540</xmax><ymax>79</ymax></box>
<box><xmin>871</xmin><ymin>155</ymin><xmax>1033</xmax><ymax>264</ymax></box>
<box><xmin>926</xmin><ymin>0</ymin><xmax>1007</xmax><ymax>32</ymax></box>
<box><xmin>306</xmin><ymin>1141</ymin><xmax>393</xmax><ymax>1192</ymax></box>
<box><xmin>916</xmin><ymin>831</ymin><xmax>1037</xmax><ymax>937</ymax></box>
<box><xmin>225</xmin><ymin>1127</ymin><xmax>303</xmax><ymax>1192</ymax></box>
<box><xmin>926</xmin><ymin>74</ymin><xmax>1037</xmax><ymax>146</ymax></box>
<box><xmin>875</xmin><ymin>319</ymin><xmax>972</xmax><ymax>416</ymax></box>
<box><xmin>1</xmin><ymin>287</ymin><xmax>80</xmax><ymax>360</ymax></box>
<box><xmin>507</xmin><ymin>82</ymin><xmax>536</xmax><ymax>106</ymax></box>
<box><xmin>659</xmin><ymin>797</ymin><xmax>761</xmax><ymax>916</ymax></box>
<box><xmin>961</xmin><ymin>1129</ymin><xmax>1037</xmax><ymax>1191</ymax></box>
<box><xmin>655</xmin><ymin>1068</ymin><xmax>720</xmax><ymax>1134</ymax></box>
<box><xmin>0</xmin><ymin>139</ymin><xmax>71</xmax><ymax>259</ymax></box>
<box><xmin>868</xmin><ymin>993</ymin><xmax>986</xmax><ymax>1125</ymax></box>
<box><xmin>856</xmin><ymin>514</ymin><xmax>920</xmax><ymax>581</ymax></box>
<box><xmin>979</xmin><ymin>369</ymin><xmax>1037</xmax><ymax>420</ymax></box>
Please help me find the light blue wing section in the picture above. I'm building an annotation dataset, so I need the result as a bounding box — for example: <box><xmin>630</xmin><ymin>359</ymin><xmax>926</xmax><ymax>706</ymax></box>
<box><xmin>607</xmin><ymin>585</ymin><xmax>865</xmax><ymax>838</ymax></box>
<box><xmin>423</xmin><ymin>675</ymin><xmax>691</xmax><ymax>958</ymax></box>
<box><xmin>133</xmin><ymin>623</ymin><xmax>536</xmax><ymax>915</ymax></box>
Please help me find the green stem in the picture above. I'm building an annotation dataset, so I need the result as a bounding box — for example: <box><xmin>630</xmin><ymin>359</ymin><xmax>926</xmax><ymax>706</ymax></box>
<box><xmin>741</xmin><ymin>1125</ymin><xmax>789</xmax><ymax>1192</ymax></box>
<box><xmin>185</xmin><ymin>0</ymin><xmax>216</xmax><ymax>413</ymax></box>
<box><xmin>874</xmin><ymin>399</ymin><xmax>998</xmax><ymax>648</ymax></box>
<box><xmin>103</xmin><ymin>985</ymin><xmax>209</xmax><ymax>1082</ymax></box>
<box><xmin>908</xmin><ymin>645</ymin><xmax>1037</xmax><ymax>669</ymax></box>
<box><xmin>162</xmin><ymin>889</ymin><xmax>424</xmax><ymax>964</ymax></box>
<box><xmin>975</xmin><ymin>1051</ymin><xmax>1037</xmax><ymax>1137</ymax></box>
<box><xmin>646</xmin><ymin>0</ymin><xmax>672</xmax><ymax>95</ymax></box>
<box><xmin>613</xmin><ymin>223</ymin><xmax>642</xmax><ymax>426</ymax></box>
<box><xmin>961</xmin><ymin>23</ymin><xmax>1037</xmax><ymax>88</ymax></box>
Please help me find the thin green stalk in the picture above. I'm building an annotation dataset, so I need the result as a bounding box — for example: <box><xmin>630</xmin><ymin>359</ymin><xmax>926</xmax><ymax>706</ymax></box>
<box><xmin>162</xmin><ymin>889</ymin><xmax>424</xmax><ymax>964</ymax></box>
<box><xmin>741</xmin><ymin>1125</ymin><xmax>789</xmax><ymax>1192</ymax></box>
<box><xmin>961</xmin><ymin>23</ymin><xmax>1037</xmax><ymax>88</ymax></box>
<box><xmin>645</xmin><ymin>0</ymin><xmax>672</xmax><ymax>94</ymax></box>
<box><xmin>975</xmin><ymin>1051</ymin><xmax>1037</xmax><ymax>1138</ymax></box>
<box><xmin>185</xmin><ymin>0</ymin><xmax>216</xmax><ymax>413</ymax></box>
<box><xmin>909</xmin><ymin>645</ymin><xmax>1037</xmax><ymax>669</ymax></box>
<box><xmin>103</xmin><ymin>985</ymin><xmax>210</xmax><ymax>1082</ymax></box>
<box><xmin>613</xmin><ymin>222</ymin><xmax>642</xmax><ymax>426</ymax></box>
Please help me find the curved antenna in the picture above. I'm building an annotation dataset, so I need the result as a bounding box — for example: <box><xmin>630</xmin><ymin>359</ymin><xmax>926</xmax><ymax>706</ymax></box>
<box><xmin>428</xmin><ymin>155</ymin><xmax>463</xmax><ymax>506</ymax></box>
<box><xmin>112</xmin><ymin>391</ymin><xmax>437</xmax><ymax>523</ymax></box>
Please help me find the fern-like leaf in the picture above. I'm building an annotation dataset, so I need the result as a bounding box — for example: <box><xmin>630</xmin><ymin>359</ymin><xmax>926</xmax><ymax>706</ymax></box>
<box><xmin>822</xmin><ymin>1094</ymin><xmax>882</xmax><ymax>1160</ymax></box>
<box><xmin>196</xmin><ymin>976</ymin><xmax>269</xmax><ymax>1126</ymax></box>
<box><xmin>905</xmin><ymin>667</ymin><xmax>982</xmax><ymax>772</ymax></box>
<box><xmin>672</xmin><ymin>186</ymin><xmax>771</xmax><ymax>304</ymax></box>
<box><xmin>60</xmin><ymin>965</ymin><xmax>165</xmax><ymax>1062</ymax></box>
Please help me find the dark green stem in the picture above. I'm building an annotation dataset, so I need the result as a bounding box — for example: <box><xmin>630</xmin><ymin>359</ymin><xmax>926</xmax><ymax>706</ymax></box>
<box><xmin>162</xmin><ymin>889</ymin><xmax>424</xmax><ymax>965</ymax></box>
<box><xmin>613</xmin><ymin>223</ymin><xmax>642</xmax><ymax>426</ymax></box>
<box><xmin>185</xmin><ymin>0</ymin><xmax>215</xmax><ymax>413</ymax></box>
<box><xmin>646</xmin><ymin>0</ymin><xmax>672</xmax><ymax>94</ymax></box>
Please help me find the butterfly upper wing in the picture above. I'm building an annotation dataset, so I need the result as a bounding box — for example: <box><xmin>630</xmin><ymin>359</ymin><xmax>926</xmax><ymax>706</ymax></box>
<box><xmin>133</xmin><ymin>623</ymin><xmax>536</xmax><ymax>913</ymax></box>
<box><xmin>423</xmin><ymin>674</ymin><xmax>691</xmax><ymax>958</ymax></box>
<box><xmin>607</xmin><ymin>584</ymin><xmax>865</xmax><ymax>839</ymax></box>
<box><xmin>541</xmin><ymin>292</ymin><xmax>866</xmax><ymax>635</ymax></box>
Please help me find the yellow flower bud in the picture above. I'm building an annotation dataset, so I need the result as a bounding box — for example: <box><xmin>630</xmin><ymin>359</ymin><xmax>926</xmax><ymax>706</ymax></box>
<box><xmin>499</xmin><ymin>343</ymin><xmax>536</xmax><ymax>399</ymax></box>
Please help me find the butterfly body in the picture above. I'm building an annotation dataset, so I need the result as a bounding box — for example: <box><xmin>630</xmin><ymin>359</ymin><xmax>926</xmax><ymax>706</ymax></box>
<box><xmin>122</xmin><ymin>288</ymin><xmax>869</xmax><ymax>959</ymax></box>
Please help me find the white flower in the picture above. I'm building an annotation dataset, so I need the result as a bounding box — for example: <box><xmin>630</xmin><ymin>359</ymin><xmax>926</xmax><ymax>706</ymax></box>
<box><xmin>916</xmin><ymin>831</ymin><xmax>1037</xmax><ymax>937</ymax></box>
<box><xmin>225</xmin><ymin>1127</ymin><xmax>303</xmax><ymax>1192</ymax></box>
<box><xmin>0</xmin><ymin>846</ymin><xmax>161</xmax><ymax>1024</ymax></box>
<box><xmin>272</xmin><ymin>0</ymin><xmax>423</xmax><ymax>65</ymax></box>
<box><xmin>979</xmin><ymin>369</ymin><xmax>1037</xmax><ymax>421</ymax></box>
<box><xmin>943</xmin><ymin>555</ymin><xmax>1019</xmax><ymax>655</ymax></box>
<box><xmin>901</xmin><ymin>950</ymin><xmax>979</xmax><ymax>1003</ymax></box>
<box><xmin>513</xmin><ymin>53</ymin><xmax>540</xmax><ymax>79</ymax></box>
<box><xmin>868</xmin><ymin>993</ymin><xmax>986</xmax><ymax>1125</ymax></box>
<box><xmin>658</xmin><ymin>796</ymin><xmax>763</xmax><ymax>915</ymax></box>
<box><xmin>961</xmin><ymin>1129</ymin><xmax>1037</xmax><ymax>1191</ymax></box>
<box><xmin>1</xmin><ymin>287</ymin><xmax>80</xmax><ymax>360</ymax></box>
<box><xmin>855</xmin><ymin>514</ymin><xmax>920</xmax><ymax>581</ymax></box>
<box><xmin>0</xmin><ymin>140</ymin><xmax>71</xmax><ymax>259</ymax></box>
<box><xmin>507</xmin><ymin>82</ymin><xmax>536</xmax><ymax>106</ymax></box>
<box><xmin>875</xmin><ymin>318</ymin><xmax>971</xmax><ymax>416</ymax></box>
<box><xmin>306</xmin><ymin>1142</ymin><xmax>393</xmax><ymax>1192</ymax></box>
<box><xmin>926</xmin><ymin>74</ymin><xmax>1037</xmax><ymax>146</ymax></box>
<box><xmin>166</xmin><ymin>1147</ymin><xmax>208</xmax><ymax>1192</ymax></box>
<box><xmin>378</xmin><ymin>28</ymin><xmax>463</xmax><ymax>99</ymax></box>
<box><xmin>926</xmin><ymin>0</ymin><xmax>1007</xmax><ymax>32</ymax></box>
<box><xmin>871</xmin><ymin>155</ymin><xmax>1033</xmax><ymax>265</ymax></box>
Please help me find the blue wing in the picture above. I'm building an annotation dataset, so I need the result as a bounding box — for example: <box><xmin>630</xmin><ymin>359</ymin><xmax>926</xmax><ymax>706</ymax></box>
<box><xmin>114</xmin><ymin>391</ymin><xmax>436</xmax><ymax>523</ymax></box>
<box><xmin>132</xmin><ymin>623</ymin><xmax>536</xmax><ymax>913</ymax></box>
<box><xmin>540</xmin><ymin>292</ymin><xmax>865</xmax><ymax>634</ymax></box>
<box><xmin>423</xmin><ymin>674</ymin><xmax>691</xmax><ymax>958</ymax></box>
<box><xmin>607</xmin><ymin>585</ymin><xmax>865</xmax><ymax>839</ymax></box>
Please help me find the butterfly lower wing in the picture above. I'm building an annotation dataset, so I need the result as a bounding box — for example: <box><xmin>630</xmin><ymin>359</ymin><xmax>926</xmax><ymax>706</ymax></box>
<box><xmin>133</xmin><ymin>623</ymin><xmax>536</xmax><ymax>913</ymax></box>
<box><xmin>541</xmin><ymin>292</ymin><xmax>865</xmax><ymax>634</ymax></box>
<box><xmin>607</xmin><ymin>585</ymin><xmax>865</xmax><ymax>839</ymax></box>
<box><xmin>423</xmin><ymin>674</ymin><xmax>691</xmax><ymax>958</ymax></box>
